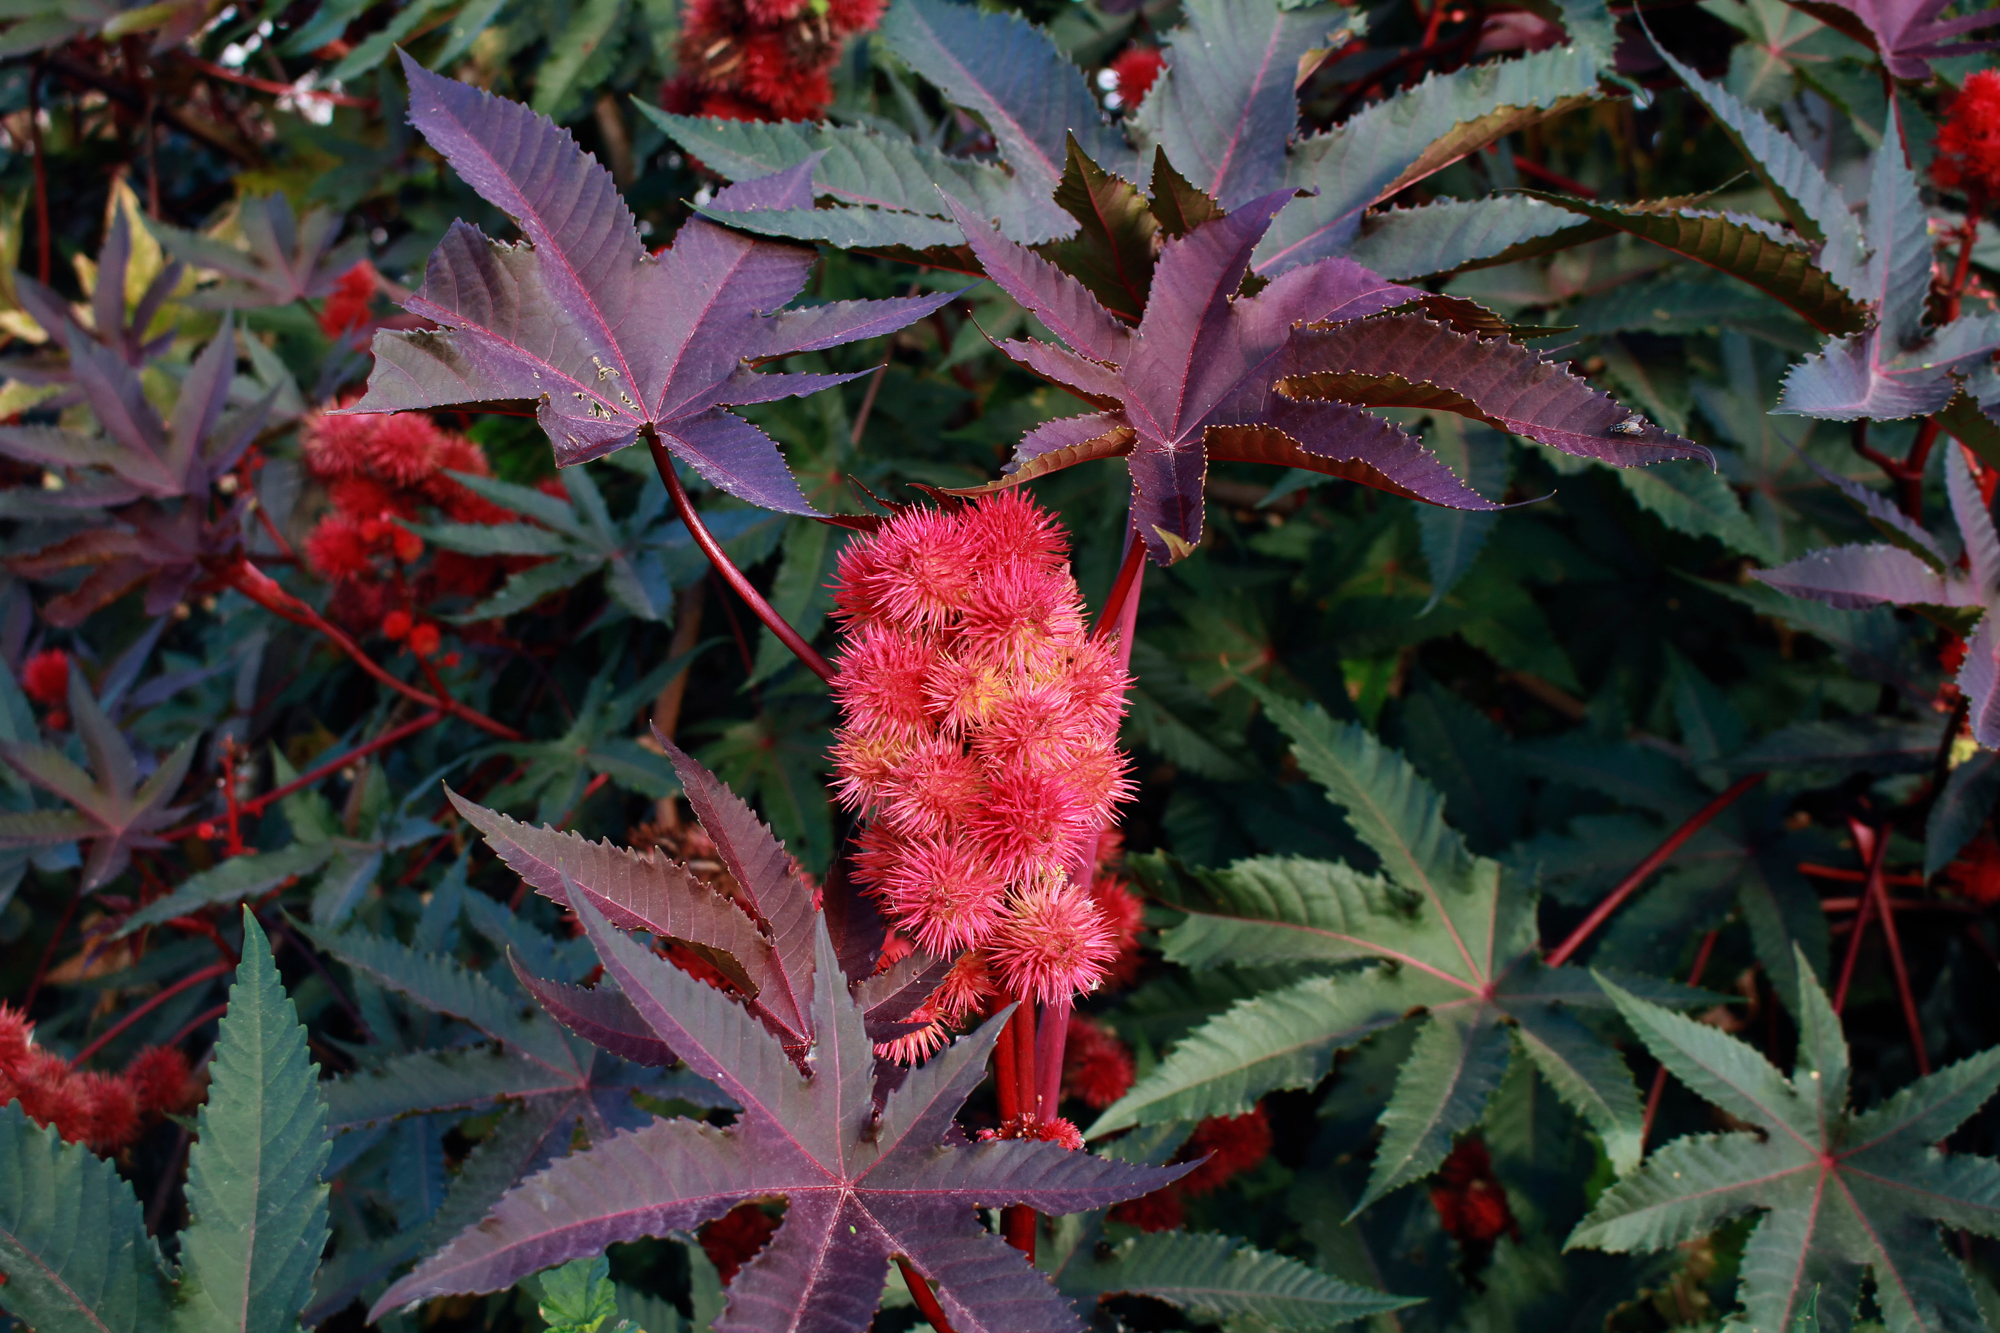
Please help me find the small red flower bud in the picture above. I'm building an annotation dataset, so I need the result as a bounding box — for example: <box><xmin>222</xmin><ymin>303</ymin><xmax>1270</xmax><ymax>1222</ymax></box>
<box><xmin>20</xmin><ymin>649</ymin><xmax>68</xmax><ymax>707</ymax></box>
<box><xmin>382</xmin><ymin>610</ymin><xmax>413</xmax><ymax>641</ymax></box>
<box><xmin>408</xmin><ymin>623</ymin><xmax>442</xmax><ymax>658</ymax></box>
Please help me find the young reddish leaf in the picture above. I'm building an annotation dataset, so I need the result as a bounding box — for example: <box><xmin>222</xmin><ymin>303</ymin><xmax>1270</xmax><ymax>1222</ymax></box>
<box><xmin>372</xmin><ymin>891</ymin><xmax>1186</xmax><ymax>1331</ymax></box>
<box><xmin>449</xmin><ymin>786</ymin><xmax>812</xmax><ymax>1056</ymax></box>
<box><xmin>347</xmin><ymin>55</ymin><xmax>956</xmax><ymax>511</ymax></box>
<box><xmin>1279</xmin><ymin>314</ymin><xmax>1714</xmax><ymax>467</ymax></box>
<box><xmin>951</xmin><ymin>192</ymin><xmax>1705</xmax><ymax>560</ymax></box>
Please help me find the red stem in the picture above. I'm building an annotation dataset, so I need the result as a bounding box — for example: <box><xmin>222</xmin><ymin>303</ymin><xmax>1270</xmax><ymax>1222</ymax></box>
<box><xmin>215</xmin><ymin>560</ymin><xmax>521</xmax><ymax>739</ymax></box>
<box><xmin>1092</xmin><ymin>539</ymin><xmax>1147</xmax><ymax>643</ymax></box>
<box><xmin>164</xmin><ymin>1001</ymin><xmax>230</xmax><ymax>1050</ymax></box>
<box><xmin>1832</xmin><ymin>821</ymin><xmax>1889</xmax><ymax>1012</ymax></box>
<box><xmin>898</xmin><ymin>1259</ymin><xmax>960</xmax><ymax>1333</ymax></box>
<box><xmin>1546</xmin><ymin>773</ymin><xmax>1767</xmax><ymax>967</ymax></box>
<box><xmin>1034</xmin><ymin>996</ymin><xmax>1070</xmax><ymax>1124</ymax></box>
<box><xmin>1798</xmin><ymin>862</ymin><xmax>1924</xmax><ymax>887</ymax></box>
<box><xmin>69</xmin><ymin>960</ymin><xmax>234</xmax><ymax>1067</ymax></box>
<box><xmin>163</xmin><ymin>710</ymin><xmax>445</xmax><ymax>840</ymax></box>
<box><xmin>649</xmin><ymin>433</ymin><xmax>833</xmax><ymax>683</ymax></box>
<box><xmin>1641</xmin><ymin>928</ymin><xmax>1719</xmax><ymax>1147</ymax></box>
<box><xmin>1850</xmin><ymin>818</ymin><xmax>1931</xmax><ymax>1074</ymax></box>
<box><xmin>220</xmin><ymin>741</ymin><xmax>245</xmax><ymax>856</ymax></box>
<box><xmin>177</xmin><ymin>54</ymin><xmax>378</xmax><ymax>106</ymax></box>
<box><xmin>993</xmin><ymin>1004</ymin><xmax>1022</xmax><ymax>1123</ymax></box>
<box><xmin>1511</xmin><ymin>154</ymin><xmax>1597</xmax><ymax>198</ymax></box>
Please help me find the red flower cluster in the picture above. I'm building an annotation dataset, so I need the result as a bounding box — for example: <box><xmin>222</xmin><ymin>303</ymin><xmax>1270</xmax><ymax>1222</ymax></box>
<box><xmin>300</xmin><ymin>406</ymin><xmax>522</xmax><ymax>637</ymax></box>
<box><xmin>318</xmin><ymin>261</ymin><xmax>381</xmax><ymax>347</ymax></box>
<box><xmin>700</xmin><ymin>1200</ymin><xmax>782</xmax><ymax>1284</ymax></box>
<box><xmin>0</xmin><ymin>1004</ymin><xmax>195</xmax><ymax>1154</ymax></box>
<box><xmin>1107</xmin><ymin>47</ymin><xmax>1165</xmax><ymax>105</ymax></box>
<box><xmin>20</xmin><ymin>648</ymin><xmax>68</xmax><ymax>710</ymax></box>
<box><xmin>1944</xmin><ymin>830</ymin><xmax>2000</xmax><ymax>905</ymax></box>
<box><xmin>1060</xmin><ymin>1014</ymin><xmax>1134</xmax><ymax>1110</ymax></box>
<box><xmin>1429</xmin><ymin>1137</ymin><xmax>1520</xmax><ymax>1272</ymax></box>
<box><xmin>1110</xmin><ymin>1105</ymin><xmax>1273</xmax><ymax>1231</ymax></box>
<box><xmin>978</xmin><ymin>1114</ymin><xmax>1085</xmax><ymax>1151</ymax></box>
<box><xmin>664</xmin><ymin>0</ymin><xmax>885</xmax><ymax>123</ymax></box>
<box><xmin>1935</xmin><ymin>70</ymin><xmax>2000</xmax><ymax>211</ymax></box>
<box><xmin>828</xmin><ymin>497</ymin><xmax>1134</xmax><ymax>1058</ymax></box>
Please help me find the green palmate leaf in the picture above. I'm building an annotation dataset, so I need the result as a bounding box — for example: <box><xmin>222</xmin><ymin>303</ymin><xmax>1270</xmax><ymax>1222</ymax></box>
<box><xmin>531</xmin><ymin>0</ymin><xmax>625</xmax><ymax>117</ymax></box>
<box><xmin>174</xmin><ymin>909</ymin><xmax>330</xmax><ymax>1333</ymax></box>
<box><xmin>0</xmin><ymin>1102</ymin><xmax>174</xmax><ymax>1333</ymax></box>
<box><xmin>114</xmin><ymin>841</ymin><xmax>336</xmax><ymax>937</ymax></box>
<box><xmin>880</xmin><ymin>0</ymin><xmax>1133</xmax><ymax>193</ymax></box>
<box><xmin>1088</xmin><ymin>968</ymin><xmax>1413</xmax><ymax>1131</ymax></box>
<box><xmin>533</xmin><ymin>1255</ymin><xmax>638</xmax><ymax>1333</ymax></box>
<box><xmin>1130</xmin><ymin>0</ymin><xmax>1342</xmax><ymax>209</ymax></box>
<box><xmin>1516</xmin><ymin>194</ymin><xmax>1871</xmax><ymax>336</ymax></box>
<box><xmin>1649</xmin><ymin>41</ymin><xmax>1866</xmax><ymax>289</ymax></box>
<box><xmin>1346</xmin><ymin>196</ymin><xmax>1604</xmax><ymax>281</ymax></box>
<box><xmin>1573</xmin><ymin>962</ymin><xmax>2000</xmax><ymax>1333</ymax></box>
<box><xmin>692</xmin><ymin>202</ymin><xmax>964</xmax><ymax>252</ymax></box>
<box><xmin>1927</xmin><ymin>750</ymin><xmax>2000</xmax><ymax>879</ymax></box>
<box><xmin>634</xmin><ymin>108</ymin><xmax>1074</xmax><ymax>245</ymax></box>
<box><xmin>1612</xmin><ymin>456</ymin><xmax>1781</xmax><ymax>562</ymax></box>
<box><xmin>1097</xmin><ymin>689</ymin><xmax>1651</xmax><ymax>1199</ymax></box>
<box><xmin>1258</xmin><ymin>46</ymin><xmax>1604</xmax><ymax>274</ymax></box>
<box><xmin>1059</xmin><ymin>1229</ymin><xmax>1415</xmax><ymax>1329</ymax></box>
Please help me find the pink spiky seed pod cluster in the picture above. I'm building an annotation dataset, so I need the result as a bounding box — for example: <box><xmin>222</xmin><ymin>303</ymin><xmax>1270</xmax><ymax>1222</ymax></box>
<box><xmin>829</xmin><ymin>495</ymin><xmax>1135</xmax><ymax>1050</ymax></box>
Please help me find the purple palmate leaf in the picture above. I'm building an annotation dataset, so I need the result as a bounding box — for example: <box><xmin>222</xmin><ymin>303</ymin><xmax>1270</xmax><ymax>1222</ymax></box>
<box><xmin>347</xmin><ymin>56</ymin><xmax>958</xmax><ymax>513</ymax></box>
<box><xmin>372</xmin><ymin>889</ymin><xmax>1185</xmax><ymax>1332</ymax></box>
<box><xmin>1791</xmin><ymin>0</ymin><xmax>2000</xmax><ymax>78</ymax></box>
<box><xmin>944</xmin><ymin>188</ymin><xmax>1703</xmax><ymax>562</ymax></box>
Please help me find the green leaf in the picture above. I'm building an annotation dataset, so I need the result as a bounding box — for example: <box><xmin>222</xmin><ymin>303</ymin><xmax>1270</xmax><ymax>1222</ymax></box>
<box><xmin>531</xmin><ymin>0</ymin><xmax>626</xmax><ymax>117</ymax></box>
<box><xmin>0</xmin><ymin>1101</ymin><xmax>174</xmax><ymax>1333</ymax></box>
<box><xmin>1131</xmin><ymin>0</ymin><xmax>1339</xmax><ymax>208</ymax></box>
<box><xmin>1086</xmin><ymin>970</ymin><xmax>1413</xmax><ymax>1135</ymax></box>
<box><xmin>634</xmin><ymin>107</ymin><xmax>1073</xmax><ymax>244</ymax></box>
<box><xmin>115</xmin><ymin>842</ymin><xmax>336</xmax><ymax>937</ymax></box>
<box><xmin>880</xmin><ymin>0</ymin><xmax>1133</xmax><ymax>192</ymax></box>
<box><xmin>1518</xmin><ymin>193</ymin><xmax>1870</xmax><ymax>335</ymax></box>
<box><xmin>1259</xmin><ymin>47</ymin><xmax>1603</xmax><ymax>274</ymax></box>
<box><xmin>533</xmin><ymin>1255</ymin><xmax>636</xmax><ymax>1333</ymax></box>
<box><xmin>694</xmin><ymin>204</ymin><xmax>964</xmax><ymax>252</ymax></box>
<box><xmin>1360</xmin><ymin>1007</ymin><xmax>1512</xmax><ymax>1211</ymax></box>
<box><xmin>173</xmin><ymin>909</ymin><xmax>330</xmax><ymax>1333</ymax></box>
<box><xmin>1573</xmin><ymin>967</ymin><xmax>2000</xmax><ymax>1333</ymax></box>
<box><xmin>1347</xmin><ymin>196</ymin><xmax>1607</xmax><ymax>279</ymax></box>
<box><xmin>1652</xmin><ymin>43</ymin><xmax>1866</xmax><ymax>288</ymax></box>
<box><xmin>1059</xmin><ymin>1229</ymin><xmax>1415</xmax><ymax>1329</ymax></box>
<box><xmin>1612</xmin><ymin>457</ymin><xmax>1781</xmax><ymax>562</ymax></box>
<box><xmin>1926</xmin><ymin>750</ymin><xmax>2000</xmax><ymax>879</ymax></box>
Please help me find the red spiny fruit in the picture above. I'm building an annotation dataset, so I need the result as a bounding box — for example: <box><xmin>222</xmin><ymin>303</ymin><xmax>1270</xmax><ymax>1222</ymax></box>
<box><xmin>701</xmin><ymin>1201</ymin><xmax>783</xmax><ymax>1284</ymax></box>
<box><xmin>0</xmin><ymin>1004</ymin><xmax>189</xmax><ymax>1153</ymax></box>
<box><xmin>319</xmin><ymin>260</ymin><xmax>380</xmax><ymax>341</ymax></box>
<box><xmin>301</xmin><ymin>406</ymin><xmax>525</xmax><ymax>630</ymax></box>
<box><xmin>1061</xmin><ymin>1015</ymin><xmax>1135</xmax><ymax>1110</ymax></box>
<box><xmin>665</xmin><ymin>0</ymin><xmax>881</xmax><ymax>127</ymax></box>
<box><xmin>1429</xmin><ymin>1137</ymin><xmax>1520</xmax><ymax>1273</ymax></box>
<box><xmin>408</xmin><ymin>623</ymin><xmax>442</xmax><ymax>659</ymax></box>
<box><xmin>1175</xmin><ymin>1107</ymin><xmax>1273</xmax><ymax>1196</ymax></box>
<box><xmin>1934</xmin><ymin>70</ymin><xmax>2000</xmax><ymax>210</ymax></box>
<box><xmin>985</xmin><ymin>879</ymin><xmax>1118</xmax><ymax>1006</ymax></box>
<box><xmin>1109</xmin><ymin>1187</ymin><xmax>1185</xmax><ymax>1233</ymax></box>
<box><xmin>1088</xmin><ymin>875</ymin><xmax>1145</xmax><ymax>991</ymax></box>
<box><xmin>20</xmin><ymin>649</ymin><xmax>68</xmax><ymax>707</ymax></box>
<box><xmin>829</xmin><ymin>497</ymin><xmax>1134</xmax><ymax>1034</ymax></box>
<box><xmin>1945</xmin><ymin>831</ymin><xmax>2000</xmax><ymax>906</ymax></box>
<box><xmin>1108</xmin><ymin>47</ymin><xmax>1165</xmax><ymax>104</ymax></box>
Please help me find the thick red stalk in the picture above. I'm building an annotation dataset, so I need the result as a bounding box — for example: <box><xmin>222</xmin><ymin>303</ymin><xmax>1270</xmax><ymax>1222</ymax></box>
<box><xmin>69</xmin><ymin>960</ymin><xmax>234</xmax><ymax>1067</ymax></box>
<box><xmin>1092</xmin><ymin>539</ymin><xmax>1147</xmax><ymax>643</ymax></box>
<box><xmin>1848</xmin><ymin>818</ymin><xmax>1930</xmax><ymax>1073</ymax></box>
<box><xmin>898</xmin><ymin>1259</ymin><xmax>959</xmax><ymax>1333</ymax></box>
<box><xmin>1546</xmin><ymin>772</ymin><xmax>1766</xmax><ymax>967</ymax></box>
<box><xmin>1034</xmin><ymin>995</ymin><xmax>1071</xmax><ymax>1125</ymax></box>
<box><xmin>215</xmin><ymin>560</ymin><xmax>521</xmax><ymax>739</ymax></box>
<box><xmin>1832</xmin><ymin>822</ymin><xmax>1889</xmax><ymax>1012</ymax></box>
<box><xmin>648</xmin><ymin>431</ymin><xmax>833</xmax><ymax>683</ymax></box>
<box><xmin>162</xmin><ymin>710</ymin><xmax>445</xmax><ymax>840</ymax></box>
<box><xmin>1641</xmin><ymin>928</ymin><xmax>1719</xmax><ymax>1146</ymax></box>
